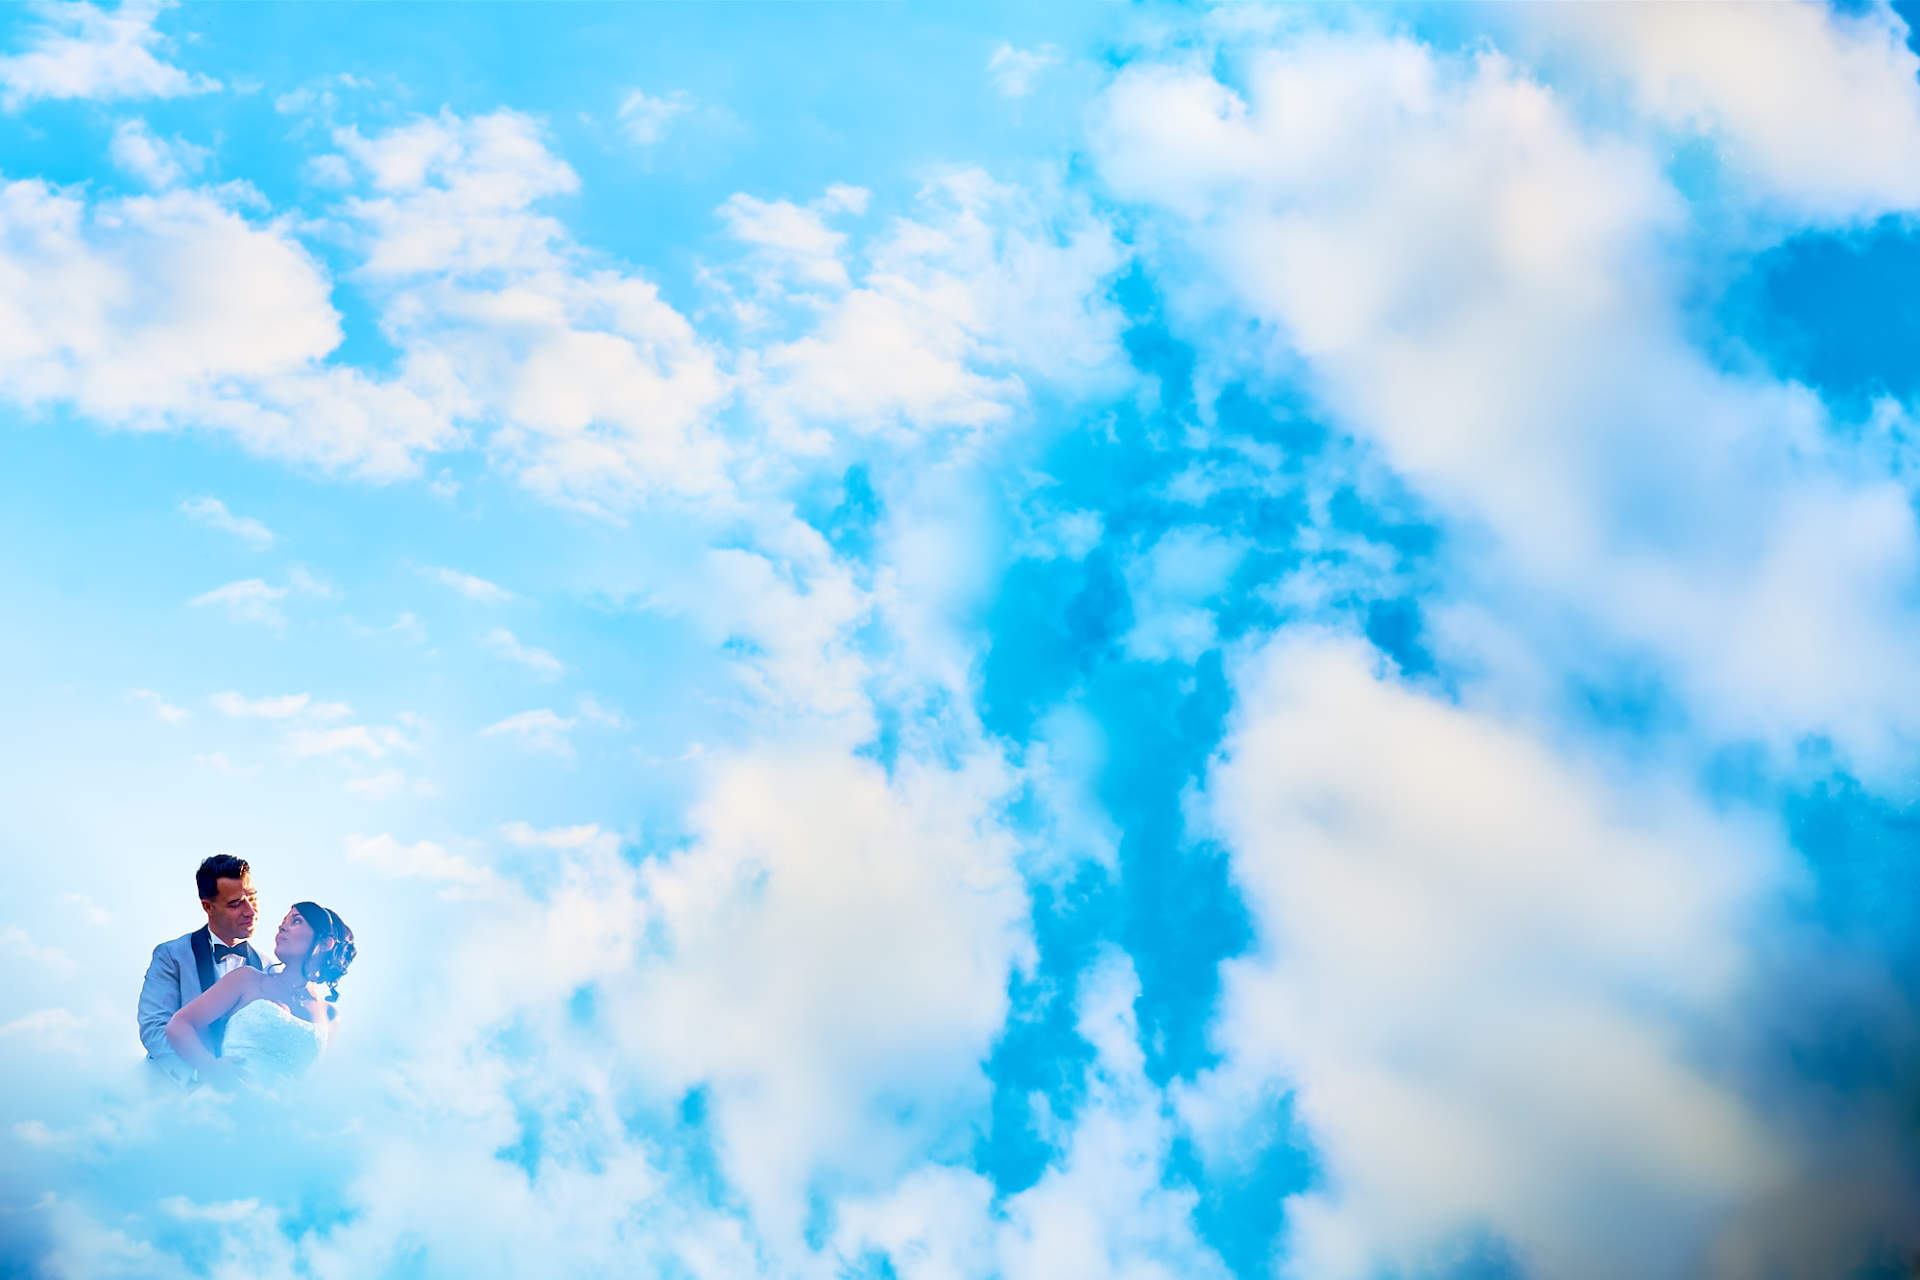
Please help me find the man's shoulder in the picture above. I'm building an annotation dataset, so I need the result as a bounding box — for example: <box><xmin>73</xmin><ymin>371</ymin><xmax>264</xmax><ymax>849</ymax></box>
<box><xmin>152</xmin><ymin>927</ymin><xmax>205</xmax><ymax>957</ymax></box>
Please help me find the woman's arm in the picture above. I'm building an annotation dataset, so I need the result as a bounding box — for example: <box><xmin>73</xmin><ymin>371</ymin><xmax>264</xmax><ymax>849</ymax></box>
<box><xmin>165</xmin><ymin>967</ymin><xmax>257</xmax><ymax>1081</ymax></box>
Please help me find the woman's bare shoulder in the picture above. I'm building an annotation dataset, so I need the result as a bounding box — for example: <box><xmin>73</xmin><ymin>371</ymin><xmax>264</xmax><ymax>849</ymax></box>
<box><xmin>213</xmin><ymin>966</ymin><xmax>268</xmax><ymax>1003</ymax></box>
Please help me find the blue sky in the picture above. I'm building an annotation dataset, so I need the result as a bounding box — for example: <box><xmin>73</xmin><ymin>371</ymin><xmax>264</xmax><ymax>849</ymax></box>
<box><xmin>2</xmin><ymin>2</ymin><xmax>1919</xmax><ymax>1277</ymax></box>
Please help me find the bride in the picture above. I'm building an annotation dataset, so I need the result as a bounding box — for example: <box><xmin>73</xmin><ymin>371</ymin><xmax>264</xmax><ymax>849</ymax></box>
<box><xmin>167</xmin><ymin>901</ymin><xmax>355</xmax><ymax>1089</ymax></box>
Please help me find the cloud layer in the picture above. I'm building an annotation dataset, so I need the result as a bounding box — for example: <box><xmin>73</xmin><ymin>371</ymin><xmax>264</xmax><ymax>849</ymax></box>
<box><xmin>3</xmin><ymin>3</ymin><xmax>1919</xmax><ymax>1279</ymax></box>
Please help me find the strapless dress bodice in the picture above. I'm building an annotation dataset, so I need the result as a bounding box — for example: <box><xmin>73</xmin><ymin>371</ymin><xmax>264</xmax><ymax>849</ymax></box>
<box><xmin>220</xmin><ymin>998</ymin><xmax>324</xmax><ymax>1084</ymax></box>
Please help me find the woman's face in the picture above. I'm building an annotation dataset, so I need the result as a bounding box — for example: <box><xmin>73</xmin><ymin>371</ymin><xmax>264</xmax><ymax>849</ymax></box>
<box><xmin>273</xmin><ymin>908</ymin><xmax>313</xmax><ymax>968</ymax></box>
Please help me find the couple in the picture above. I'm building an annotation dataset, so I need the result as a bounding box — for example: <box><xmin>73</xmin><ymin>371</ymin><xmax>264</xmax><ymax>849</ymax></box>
<box><xmin>136</xmin><ymin>854</ymin><xmax>356</xmax><ymax>1090</ymax></box>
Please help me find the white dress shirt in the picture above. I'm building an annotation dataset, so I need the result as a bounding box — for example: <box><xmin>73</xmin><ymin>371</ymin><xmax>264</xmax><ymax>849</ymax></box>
<box><xmin>209</xmin><ymin>931</ymin><xmax>252</xmax><ymax>978</ymax></box>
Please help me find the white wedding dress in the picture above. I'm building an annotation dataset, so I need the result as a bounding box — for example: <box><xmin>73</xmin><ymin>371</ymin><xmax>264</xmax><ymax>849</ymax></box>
<box><xmin>220</xmin><ymin>999</ymin><xmax>325</xmax><ymax>1085</ymax></box>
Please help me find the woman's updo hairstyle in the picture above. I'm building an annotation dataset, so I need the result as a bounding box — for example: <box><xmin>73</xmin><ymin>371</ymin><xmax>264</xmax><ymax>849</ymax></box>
<box><xmin>292</xmin><ymin>901</ymin><xmax>356</xmax><ymax>1003</ymax></box>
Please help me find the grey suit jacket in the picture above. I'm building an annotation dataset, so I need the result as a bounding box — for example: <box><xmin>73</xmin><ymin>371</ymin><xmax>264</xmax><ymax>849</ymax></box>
<box><xmin>137</xmin><ymin>927</ymin><xmax>264</xmax><ymax>1085</ymax></box>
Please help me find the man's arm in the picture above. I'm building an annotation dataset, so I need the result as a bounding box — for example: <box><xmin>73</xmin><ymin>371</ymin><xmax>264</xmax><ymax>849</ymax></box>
<box><xmin>137</xmin><ymin>942</ymin><xmax>190</xmax><ymax>1078</ymax></box>
<box><xmin>167</xmin><ymin>968</ymin><xmax>255</xmax><ymax>1087</ymax></box>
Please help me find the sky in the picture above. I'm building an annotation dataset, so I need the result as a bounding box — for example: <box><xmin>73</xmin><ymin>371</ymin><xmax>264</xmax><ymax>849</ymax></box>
<box><xmin>1</xmin><ymin>2</ymin><xmax>1918</xmax><ymax>1277</ymax></box>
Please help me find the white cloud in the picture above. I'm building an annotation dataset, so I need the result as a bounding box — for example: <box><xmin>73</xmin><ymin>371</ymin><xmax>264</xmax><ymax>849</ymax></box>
<box><xmin>994</xmin><ymin>954</ymin><xmax>1230</xmax><ymax>1280</ymax></box>
<box><xmin>739</xmin><ymin>170</ymin><xmax>1127</xmax><ymax>451</ymax></box>
<box><xmin>832</xmin><ymin>953</ymin><xmax>1229</xmax><ymax>1280</ymax></box>
<box><xmin>817</xmin><ymin>183</ymin><xmax>869</xmax><ymax>216</ymax></box>
<box><xmin>128</xmin><ymin>687</ymin><xmax>188</xmax><ymax>722</ymax></box>
<box><xmin>330</xmin><ymin>110</ymin><xmax>732</xmax><ymax>512</ymax></box>
<box><xmin>0</xmin><ymin>181</ymin><xmax>335</xmax><ymax>410</ymax></box>
<box><xmin>1191</xmin><ymin>633</ymin><xmax>1785</xmax><ymax>1280</ymax></box>
<box><xmin>389</xmin><ymin>611</ymin><xmax>428</xmax><ymax>643</ymax></box>
<box><xmin>334</xmin><ymin>110</ymin><xmax>580</xmax><ymax>274</ymax></box>
<box><xmin>424</xmin><ymin>565</ymin><xmax>512</xmax><ymax>602</ymax></box>
<box><xmin>0</xmin><ymin>178</ymin><xmax>454</xmax><ymax>478</ymax></box>
<box><xmin>178</xmin><ymin>496</ymin><xmax>273</xmax><ymax>548</ymax></box>
<box><xmin>210</xmin><ymin>691</ymin><xmax>351</xmax><ymax>720</ymax></box>
<box><xmin>0</xmin><ymin>1008</ymin><xmax>87</xmax><ymax>1054</ymax></box>
<box><xmin>159</xmin><ymin>1197</ymin><xmax>258</xmax><ymax>1224</ymax></box>
<box><xmin>350</xmin><ymin>611</ymin><xmax>430</xmax><ymax>643</ymax></box>
<box><xmin>188</xmin><ymin>569</ymin><xmax>334</xmax><ymax>628</ymax></box>
<box><xmin>55</xmin><ymin>892</ymin><xmax>110</xmax><ymax>926</ymax></box>
<box><xmin>481</xmin><ymin>708</ymin><xmax>576</xmax><ymax>756</ymax></box>
<box><xmin>987</xmin><ymin>43</ymin><xmax>1061</xmax><ymax>99</ymax></box>
<box><xmin>0</xmin><ymin>0</ymin><xmax>217</xmax><ymax>110</ymax></box>
<box><xmin>345</xmin><ymin>831</ymin><xmax>496</xmax><ymax>890</ymax></box>
<box><xmin>109</xmin><ymin>117</ymin><xmax>209</xmax><ymax>189</ymax></box>
<box><xmin>1089</xmin><ymin>27</ymin><xmax>1920</xmax><ymax>776</ymax></box>
<box><xmin>272</xmin><ymin>71</ymin><xmax>367</xmax><ymax>119</ymax></box>
<box><xmin>616</xmin><ymin>88</ymin><xmax>692</xmax><ymax>145</ymax></box>
<box><xmin>0</xmin><ymin>927</ymin><xmax>77</xmax><ymax>976</ymax></box>
<box><xmin>1514</xmin><ymin>2</ymin><xmax>1920</xmax><ymax>222</ymax></box>
<box><xmin>482</xmin><ymin>627</ymin><xmax>564</xmax><ymax>679</ymax></box>
<box><xmin>575</xmin><ymin>695</ymin><xmax>625</xmax><ymax>729</ymax></box>
<box><xmin>189</xmin><ymin>577</ymin><xmax>286</xmax><ymax>627</ymax></box>
<box><xmin>500</xmin><ymin>820</ymin><xmax>610</xmax><ymax>851</ymax></box>
<box><xmin>285</xmin><ymin>565</ymin><xmax>338</xmax><ymax>599</ymax></box>
<box><xmin>286</xmin><ymin>723</ymin><xmax>408</xmax><ymax>759</ymax></box>
<box><xmin>1122</xmin><ymin>526</ymin><xmax>1248</xmax><ymax>663</ymax></box>
<box><xmin>610</xmin><ymin>749</ymin><xmax>1030</xmax><ymax>1245</ymax></box>
<box><xmin>719</xmin><ymin>191</ymin><xmax>855</xmax><ymax>290</ymax></box>
<box><xmin>1014</xmin><ymin>506</ymin><xmax>1103</xmax><ymax>562</ymax></box>
<box><xmin>663</xmin><ymin>538</ymin><xmax>871</xmax><ymax>727</ymax></box>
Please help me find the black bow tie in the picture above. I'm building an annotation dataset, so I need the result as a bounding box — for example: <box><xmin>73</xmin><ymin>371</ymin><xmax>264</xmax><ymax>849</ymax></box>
<box><xmin>213</xmin><ymin>943</ymin><xmax>248</xmax><ymax>962</ymax></box>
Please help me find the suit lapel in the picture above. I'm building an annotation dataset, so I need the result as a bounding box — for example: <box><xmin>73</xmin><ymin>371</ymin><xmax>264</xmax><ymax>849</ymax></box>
<box><xmin>242</xmin><ymin>942</ymin><xmax>265</xmax><ymax>971</ymax></box>
<box><xmin>189</xmin><ymin>927</ymin><xmax>234</xmax><ymax>1057</ymax></box>
<box><xmin>189</xmin><ymin>927</ymin><xmax>217</xmax><ymax>995</ymax></box>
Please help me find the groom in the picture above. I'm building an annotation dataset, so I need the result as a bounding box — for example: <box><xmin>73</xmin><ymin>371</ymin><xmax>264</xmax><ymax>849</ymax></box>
<box><xmin>137</xmin><ymin>854</ymin><xmax>265</xmax><ymax>1086</ymax></box>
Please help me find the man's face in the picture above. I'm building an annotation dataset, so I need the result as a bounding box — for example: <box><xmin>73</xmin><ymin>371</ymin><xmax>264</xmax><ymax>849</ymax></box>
<box><xmin>201</xmin><ymin>874</ymin><xmax>258</xmax><ymax>943</ymax></box>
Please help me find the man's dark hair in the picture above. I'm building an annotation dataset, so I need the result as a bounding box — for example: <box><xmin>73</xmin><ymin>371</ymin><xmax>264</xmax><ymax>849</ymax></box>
<box><xmin>195</xmin><ymin>855</ymin><xmax>251</xmax><ymax>901</ymax></box>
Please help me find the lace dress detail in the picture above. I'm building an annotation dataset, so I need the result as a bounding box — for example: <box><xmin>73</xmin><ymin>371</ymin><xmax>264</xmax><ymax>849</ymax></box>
<box><xmin>220</xmin><ymin>999</ymin><xmax>324</xmax><ymax>1085</ymax></box>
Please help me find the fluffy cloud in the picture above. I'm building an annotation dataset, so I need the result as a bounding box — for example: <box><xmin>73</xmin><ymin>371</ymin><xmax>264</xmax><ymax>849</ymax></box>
<box><xmin>834</xmin><ymin>954</ymin><xmax>1230</xmax><ymax>1280</ymax></box>
<box><xmin>188</xmin><ymin>569</ymin><xmax>333</xmax><ymax>627</ymax></box>
<box><xmin>331</xmin><ymin>110</ymin><xmax>731</xmax><ymax>512</ymax></box>
<box><xmin>423</xmin><ymin>565</ymin><xmax>512</xmax><ymax>602</ymax></box>
<box><xmin>1123</xmin><ymin>526</ymin><xmax>1249</xmax><ymax>663</ymax></box>
<box><xmin>188</xmin><ymin>577</ymin><xmax>287</xmax><ymax>627</ymax></box>
<box><xmin>1089</xmin><ymin>26</ymin><xmax>1920</xmax><ymax>775</ymax></box>
<box><xmin>284</xmin><ymin>722</ymin><xmax>410</xmax><ymax>759</ymax></box>
<box><xmin>481</xmin><ymin>707</ymin><xmax>577</xmax><ymax>755</ymax></box>
<box><xmin>719</xmin><ymin>191</ymin><xmax>856</xmax><ymax>290</ymax></box>
<box><xmin>108</xmin><ymin>118</ymin><xmax>208</xmax><ymax>190</ymax></box>
<box><xmin>178</xmin><ymin>496</ymin><xmax>273</xmax><ymax>549</ymax></box>
<box><xmin>608</xmin><ymin>749</ymin><xmax>1031</xmax><ymax>1245</ymax></box>
<box><xmin>23</xmin><ymin>749</ymin><xmax>1035</xmax><ymax>1276</ymax></box>
<box><xmin>0</xmin><ymin>181</ymin><xmax>336</xmax><ymax>410</ymax></box>
<box><xmin>0</xmin><ymin>178</ymin><xmax>454</xmax><ymax>477</ymax></box>
<box><xmin>616</xmin><ymin>88</ymin><xmax>692</xmax><ymax>146</ymax></box>
<box><xmin>12</xmin><ymin>12</ymin><xmax>1920</xmax><ymax>1280</ymax></box>
<box><xmin>500</xmin><ymin>820</ymin><xmax>605</xmax><ymax>850</ymax></box>
<box><xmin>127</xmin><ymin>687</ymin><xmax>188</xmax><ymax>722</ymax></box>
<box><xmin>1194</xmin><ymin>633</ymin><xmax>1787</xmax><ymax>1279</ymax></box>
<box><xmin>210</xmin><ymin>691</ymin><xmax>351</xmax><ymax>719</ymax></box>
<box><xmin>735</xmin><ymin>170</ymin><xmax>1128</xmax><ymax>451</ymax></box>
<box><xmin>482</xmin><ymin>627</ymin><xmax>564</xmax><ymax>679</ymax></box>
<box><xmin>345</xmin><ymin>831</ymin><xmax>497</xmax><ymax>892</ymax></box>
<box><xmin>1512</xmin><ymin>1</ymin><xmax>1920</xmax><ymax>222</ymax></box>
<box><xmin>987</xmin><ymin>43</ymin><xmax>1062</xmax><ymax>100</ymax></box>
<box><xmin>0</xmin><ymin>0</ymin><xmax>216</xmax><ymax>110</ymax></box>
